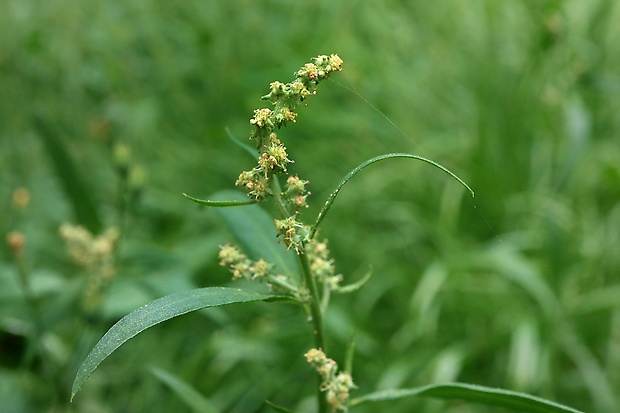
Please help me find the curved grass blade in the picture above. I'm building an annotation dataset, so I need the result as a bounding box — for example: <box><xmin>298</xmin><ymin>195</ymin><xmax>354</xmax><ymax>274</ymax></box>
<box><xmin>183</xmin><ymin>192</ymin><xmax>258</xmax><ymax>207</ymax></box>
<box><xmin>334</xmin><ymin>266</ymin><xmax>373</xmax><ymax>294</ymax></box>
<box><xmin>311</xmin><ymin>153</ymin><xmax>474</xmax><ymax>238</ymax></box>
<box><xmin>350</xmin><ymin>382</ymin><xmax>584</xmax><ymax>413</ymax></box>
<box><xmin>226</xmin><ymin>127</ymin><xmax>259</xmax><ymax>158</ymax></box>
<box><xmin>150</xmin><ymin>366</ymin><xmax>220</xmax><ymax>413</ymax></box>
<box><xmin>71</xmin><ymin>287</ymin><xmax>286</xmax><ymax>400</ymax></box>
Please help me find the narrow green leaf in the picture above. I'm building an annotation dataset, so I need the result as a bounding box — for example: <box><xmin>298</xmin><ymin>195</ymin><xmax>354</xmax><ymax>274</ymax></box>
<box><xmin>212</xmin><ymin>190</ymin><xmax>298</xmax><ymax>279</ymax></box>
<box><xmin>350</xmin><ymin>382</ymin><xmax>584</xmax><ymax>413</ymax></box>
<box><xmin>183</xmin><ymin>192</ymin><xmax>258</xmax><ymax>207</ymax></box>
<box><xmin>344</xmin><ymin>333</ymin><xmax>356</xmax><ymax>375</ymax></box>
<box><xmin>334</xmin><ymin>266</ymin><xmax>373</xmax><ymax>294</ymax></box>
<box><xmin>226</xmin><ymin>127</ymin><xmax>259</xmax><ymax>158</ymax></box>
<box><xmin>71</xmin><ymin>287</ymin><xmax>284</xmax><ymax>400</ymax></box>
<box><xmin>311</xmin><ymin>153</ymin><xmax>474</xmax><ymax>238</ymax></box>
<box><xmin>150</xmin><ymin>366</ymin><xmax>220</xmax><ymax>413</ymax></box>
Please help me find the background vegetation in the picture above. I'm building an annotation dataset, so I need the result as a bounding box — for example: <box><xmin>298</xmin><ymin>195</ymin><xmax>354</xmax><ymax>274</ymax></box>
<box><xmin>2</xmin><ymin>0</ymin><xmax>619</xmax><ymax>412</ymax></box>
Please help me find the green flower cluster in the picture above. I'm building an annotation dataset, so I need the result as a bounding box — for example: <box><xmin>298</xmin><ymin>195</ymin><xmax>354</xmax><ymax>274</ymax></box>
<box><xmin>59</xmin><ymin>224</ymin><xmax>120</xmax><ymax>312</ymax></box>
<box><xmin>274</xmin><ymin>216</ymin><xmax>311</xmax><ymax>254</ymax></box>
<box><xmin>218</xmin><ymin>243</ymin><xmax>297</xmax><ymax>293</ymax></box>
<box><xmin>305</xmin><ymin>348</ymin><xmax>356</xmax><ymax>412</ymax></box>
<box><xmin>235</xmin><ymin>54</ymin><xmax>343</xmax><ymax>202</ymax></box>
<box><xmin>218</xmin><ymin>244</ymin><xmax>272</xmax><ymax>280</ymax></box>
<box><xmin>307</xmin><ymin>239</ymin><xmax>342</xmax><ymax>289</ymax></box>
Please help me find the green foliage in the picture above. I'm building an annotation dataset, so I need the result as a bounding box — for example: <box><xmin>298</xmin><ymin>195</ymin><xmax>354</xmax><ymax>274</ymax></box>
<box><xmin>351</xmin><ymin>383</ymin><xmax>584</xmax><ymax>413</ymax></box>
<box><xmin>150</xmin><ymin>366</ymin><xmax>220</xmax><ymax>413</ymax></box>
<box><xmin>71</xmin><ymin>287</ymin><xmax>285</xmax><ymax>400</ymax></box>
<box><xmin>1</xmin><ymin>0</ymin><xmax>619</xmax><ymax>412</ymax></box>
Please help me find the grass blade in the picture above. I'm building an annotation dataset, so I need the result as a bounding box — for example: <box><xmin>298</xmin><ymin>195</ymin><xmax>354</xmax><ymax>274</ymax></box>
<box><xmin>350</xmin><ymin>382</ymin><xmax>584</xmax><ymax>413</ymax></box>
<box><xmin>226</xmin><ymin>127</ymin><xmax>259</xmax><ymax>158</ymax></box>
<box><xmin>311</xmin><ymin>153</ymin><xmax>474</xmax><ymax>238</ymax></box>
<box><xmin>33</xmin><ymin>114</ymin><xmax>102</xmax><ymax>233</ymax></box>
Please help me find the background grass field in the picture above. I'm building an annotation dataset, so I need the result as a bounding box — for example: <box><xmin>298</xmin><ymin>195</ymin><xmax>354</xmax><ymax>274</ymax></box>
<box><xmin>2</xmin><ymin>0</ymin><xmax>619</xmax><ymax>412</ymax></box>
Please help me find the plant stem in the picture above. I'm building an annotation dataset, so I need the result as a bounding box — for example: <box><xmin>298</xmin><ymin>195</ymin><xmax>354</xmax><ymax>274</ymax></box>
<box><xmin>298</xmin><ymin>249</ymin><xmax>325</xmax><ymax>350</ymax></box>
<box><xmin>271</xmin><ymin>176</ymin><xmax>327</xmax><ymax>412</ymax></box>
<box><xmin>298</xmin><ymin>247</ymin><xmax>328</xmax><ymax>413</ymax></box>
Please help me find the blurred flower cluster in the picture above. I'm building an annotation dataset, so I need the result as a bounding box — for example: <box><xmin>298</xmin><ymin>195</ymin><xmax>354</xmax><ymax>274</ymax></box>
<box><xmin>305</xmin><ymin>348</ymin><xmax>356</xmax><ymax>412</ymax></box>
<box><xmin>59</xmin><ymin>224</ymin><xmax>119</xmax><ymax>311</ymax></box>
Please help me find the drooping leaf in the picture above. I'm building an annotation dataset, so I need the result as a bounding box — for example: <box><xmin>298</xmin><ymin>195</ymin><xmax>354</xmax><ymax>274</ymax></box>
<box><xmin>350</xmin><ymin>382</ymin><xmax>584</xmax><ymax>413</ymax></box>
<box><xmin>311</xmin><ymin>153</ymin><xmax>474</xmax><ymax>237</ymax></box>
<box><xmin>150</xmin><ymin>366</ymin><xmax>220</xmax><ymax>413</ymax></box>
<box><xmin>71</xmin><ymin>287</ymin><xmax>285</xmax><ymax>400</ymax></box>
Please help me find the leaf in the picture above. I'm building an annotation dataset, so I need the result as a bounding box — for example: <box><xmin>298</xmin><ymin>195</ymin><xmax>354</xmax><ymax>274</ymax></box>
<box><xmin>71</xmin><ymin>287</ymin><xmax>285</xmax><ymax>400</ymax></box>
<box><xmin>350</xmin><ymin>382</ymin><xmax>584</xmax><ymax>413</ymax></box>
<box><xmin>184</xmin><ymin>129</ymin><xmax>258</xmax><ymax>207</ymax></box>
<box><xmin>150</xmin><ymin>366</ymin><xmax>220</xmax><ymax>413</ymax></box>
<box><xmin>311</xmin><ymin>153</ymin><xmax>474</xmax><ymax>238</ymax></box>
<box><xmin>183</xmin><ymin>192</ymin><xmax>258</xmax><ymax>207</ymax></box>
<box><xmin>334</xmin><ymin>266</ymin><xmax>373</xmax><ymax>294</ymax></box>
<box><xmin>226</xmin><ymin>127</ymin><xmax>259</xmax><ymax>158</ymax></box>
<box><xmin>211</xmin><ymin>190</ymin><xmax>298</xmax><ymax>279</ymax></box>
<box><xmin>344</xmin><ymin>333</ymin><xmax>356</xmax><ymax>375</ymax></box>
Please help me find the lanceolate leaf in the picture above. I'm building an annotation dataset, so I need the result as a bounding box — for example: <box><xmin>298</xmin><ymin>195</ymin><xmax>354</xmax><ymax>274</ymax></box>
<box><xmin>183</xmin><ymin>192</ymin><xmax>258</xmax><ymax>207</ymax></box>
<box><xmin>350</xmin><ymin>382</ymin><xmax>584</xmax><ymax>413</ymax></box>
<box><xmin>71</xmin><ymin>287</ymin><xmax>285</xmax><ymax>400</ymax></box>
<box><xmin>311</xmin><ymin>153</ymin><xmax>474</xmax><ymax>238</ymax></box>
<box><xmin>226</xmin><ymin>127</ymin><xmax>259</xmax><ymax>158</ymax></box>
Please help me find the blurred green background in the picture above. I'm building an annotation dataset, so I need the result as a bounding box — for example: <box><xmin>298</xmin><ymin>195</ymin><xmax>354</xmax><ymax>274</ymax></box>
<box><xmin>2</xmin><ymin>0</ymin><xmax>619</xmax><ymax>412</ymax></box>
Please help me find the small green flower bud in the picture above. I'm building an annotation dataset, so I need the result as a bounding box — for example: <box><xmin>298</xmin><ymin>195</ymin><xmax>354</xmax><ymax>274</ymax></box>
<box><xmin>219</xmin><ymin>244</ymin><xmax>276</xmax><ymax>281</ymax></box>
<box><xmin>250</xmin><ymin>108</ymin><xmax>273</xmax><ymax>128</ymax></box>
<box><xmin>218</xmin><ymin>244</ymin><xmax>246</xmax><ymax>267</ymax></box>
<box><xmin>236</xmin><ymin>170</ymin><xmax>271</xmax><ymax>200</ymax></box>
<box><xmin>128</xmin><ymin>165</ymin><xmax>148</xmax><ymax>191</ymax></box>
<box><xmin>284</xmin><ymin>175</ymin><xmax>310</xmax><ymax>210</ymax></box>
<box><xmin>274</xmin><ymin>216</ymin><xmax>310</xmax><ymax>253</ymax></box>
<box><xmin>304</xmin><ymin>348</ymin><xmax>326</xmax><ymax>364</ymax></box>
<box><xmin>249</xmin><ymin>259</ymin><xmax>271</xmax><ymax>279</ymax></box>
<box><xmin>257</xmin><ymin>143</ymin><xmax>291</xmax><ymax>174</ymax></box>
<box><xmin>305</xmin><ymin>347</ymin><xmax>355</xmax><ymax>411</ymax></box>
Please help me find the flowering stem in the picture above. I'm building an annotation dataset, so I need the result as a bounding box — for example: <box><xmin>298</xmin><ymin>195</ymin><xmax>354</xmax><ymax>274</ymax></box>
<box><xmin>270</xmin><ymin>177</ymin><xmax>292</xmax><ymax>219</ymax></box>
<box><xmin>266</xmin><ymin>163</ymin><xmax>328</xmax><ymax>413</ymax></box>
<box><xmin>298</xmin><ymin>248</ymin><xmax>325</xmax><ymax>349</ymax></box>
<box><xmin>298</xmin><ymin>247</ymin><xmax>328</xmax><ymax>413</ymax></box>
